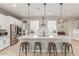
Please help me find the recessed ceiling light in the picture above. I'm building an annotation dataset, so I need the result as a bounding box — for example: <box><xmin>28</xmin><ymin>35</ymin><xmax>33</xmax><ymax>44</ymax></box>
<box><xmin>22</xmin><ymin>13</ymin><xmax>26</xmax><ymax>16</ymax></box>
<box><xmin>13</xmin><ymin>4</ymin><xmax>16</xmax><ymax>7</ymax></box>
<box><xmin>35</xmin><ymin>12</ymin><xmax>38</xmax><ymax>15</ymax></box>
<box><xmin>47</xmin><ymin>12</ymin><xmax>51</xmax><ymax>15</ymax></box>
<box><xmin>66</xmin><ymin>12</ymin><xmax>70</xmax><ymax>16</ymax></box>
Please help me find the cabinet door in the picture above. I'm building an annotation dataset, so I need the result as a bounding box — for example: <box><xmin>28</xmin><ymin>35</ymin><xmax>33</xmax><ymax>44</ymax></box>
<box><xmin>0</xmin><ymin>40</ymin><xmax>3</xmax><ymax>50</ymax></box>
<box><xmin>0</xmin><ymin>38</ymin><xmax>5</xmax><ymax>50</ymax></box>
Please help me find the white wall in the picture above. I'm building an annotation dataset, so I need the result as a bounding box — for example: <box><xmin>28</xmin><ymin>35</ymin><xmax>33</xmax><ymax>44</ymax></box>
<box><xmin>0</xmin><ymin>14</ymin><xmax>22</xmax><ymax>50</ymax></box>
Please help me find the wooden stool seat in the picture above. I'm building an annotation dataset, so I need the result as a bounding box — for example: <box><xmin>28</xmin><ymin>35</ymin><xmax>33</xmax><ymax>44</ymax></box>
<box><xmin>63</xmin><ymin>42</ymin><xmax>71</xmax><ymax>46</ymax></box>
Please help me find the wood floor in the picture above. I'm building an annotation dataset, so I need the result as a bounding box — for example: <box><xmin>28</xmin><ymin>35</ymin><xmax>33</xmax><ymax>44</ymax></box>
<box><xmin>0</xmin><ymin>40</ymin><xmax>79</xmax><ymax>56</ymax></box>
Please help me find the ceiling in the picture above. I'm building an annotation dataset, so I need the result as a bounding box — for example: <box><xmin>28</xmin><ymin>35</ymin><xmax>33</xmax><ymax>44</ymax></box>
<box><xmin>0</xmin><ymin>3</ymin><xmax>79</xmax><ymax>20</ymax></box>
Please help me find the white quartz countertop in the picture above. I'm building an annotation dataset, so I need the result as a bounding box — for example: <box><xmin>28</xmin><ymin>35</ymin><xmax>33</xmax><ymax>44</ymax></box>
<box><xmin>17</xmin><ymin>35</ymin><xmax>74</xmax><ymax>40</ymax></box>
<box><xmin>17</xmin><ymin>35</ymin><xmax>75</xmax><ymax>43</ymax></box>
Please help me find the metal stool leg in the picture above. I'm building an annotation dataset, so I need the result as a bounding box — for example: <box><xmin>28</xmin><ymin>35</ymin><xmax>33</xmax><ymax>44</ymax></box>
<box><xmin>65</xmin><ymin>46</ymin><xmax>67</xmax><ymax>56</ymax></box>
<box><xmin>19</xmin><ymin>45</ymin><xmax>21</xmax><ymax>56</ymax></box>
<box><xmin>61</xmin><ymin>44</ymin><xmax>64</xmax><ymax>55</ymax></box>
<box><xmin>67</xmin><ymin>46</ymin><xmax>69</xmax><ymax>54</ymax></box>
<box><xmin>48</xmin><ymin>46</ymin><xmax>50</xmax><ymax>55</ymax></box>
<box><xmin>55</xmin><ymin>46</ymin><xmax>58</xmax><ymax>56</ymax></box>
<box><xmin>53</xmin><ymin>46</ymin><xmax>55</xmax><ymax>55</ymax></box>
<box><xmin>25</xmin><ymin>46</ymin><xmax>27</xmax><ymax>56</ymax></box>
<box><xmin>34</xmin><ymin>45</ymin><xmax>36</xmax><ymax>55</ymax></box>
<box><xmin>49</xmin><ymin>47</ymin><xmax>51</xmax><ymax>56</ymax></box>
<box><xmin>40</xmin><ymin>45</ymin><xmax>42</xmax><ymax>56</ymax></box>
<box><xmin>71</xmin><ymin>46</ymin><xmax>74</xmax><ymax>56</ymax></box>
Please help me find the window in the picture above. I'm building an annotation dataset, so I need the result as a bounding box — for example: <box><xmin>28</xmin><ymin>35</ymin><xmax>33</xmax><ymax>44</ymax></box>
<box><xmin>30</xmin><ymin>20</ymin><xmax>39</xmax><ymax>34</ymax></box>
<box><xmin>47</xmin><ymin>20</ymin><xmax>57</xmax><ymax>35</ymax></box>
<box><xmin>47</xmin><ymin>20</ymin><xmax>56</xmax><ymax>30</ymax></box>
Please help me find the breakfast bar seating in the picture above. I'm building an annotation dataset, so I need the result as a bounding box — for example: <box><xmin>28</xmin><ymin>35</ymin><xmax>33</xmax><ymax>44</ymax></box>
<box><xmin>34</xmin><ymin>42</ymin><xmax>42</xmax><ymax>56</ymax></box>
<box><xmin>62</xmin><ymin>42</ymin><xmax>74</xmax><ymax>56</ymax></box>
<box><xmin>17</xmin><ymin>35</ymin><xmax>73</xmax><ymax>56</ymax></box>
<box><xmin>19</xmin><ymin>42</ymin><xmax>29</xmax><ymax>56</ymax></box>
<box><xmin>48</xmin><ymin>42</ymin><xmax>58</xmax><ymax>56</ymax></box>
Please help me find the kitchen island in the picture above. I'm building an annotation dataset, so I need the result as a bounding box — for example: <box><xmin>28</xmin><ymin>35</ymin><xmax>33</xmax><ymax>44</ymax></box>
<box><xmin>17</xmin><ymin>35</ymin><xmax>73</xmax><ymax>52</ymax></box>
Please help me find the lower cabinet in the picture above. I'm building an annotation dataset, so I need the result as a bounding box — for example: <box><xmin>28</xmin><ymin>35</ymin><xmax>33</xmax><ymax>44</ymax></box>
<box><xmin>0</xmin><ymin>36</ymin><xmax>9</xmax><ymax>50</ymax></box>
<box><xmin>0</xmin><ymin>40</ymin><xmax>6</xmax><ymax>50</ymax></box>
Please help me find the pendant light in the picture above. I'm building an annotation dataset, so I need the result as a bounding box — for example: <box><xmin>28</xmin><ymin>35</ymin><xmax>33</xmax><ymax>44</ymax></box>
<box><xmin>60</xmin><ymin>3</ymin><xmax>63</xmax><ymax>22</ymax></box>
<box><xmin>41</xmin><ymin>3</ymin><xmax>46</xmax><ymax>26</ymax></box>
<box><xmin>43</xmin><ymin>3</ymin><xmax>46</xmax><ymax>19</ymax></box>
<box><xmin>27</xmin><ymin>3</ymin><xmax>30</xmax><ymax>35</ymax></box>
<box><xmin>27</xmin><ymin>3</ymin><xmax>30</xmax><ymax>24</ymax></box>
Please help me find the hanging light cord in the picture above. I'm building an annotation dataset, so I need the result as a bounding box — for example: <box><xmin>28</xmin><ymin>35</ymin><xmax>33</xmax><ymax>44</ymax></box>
<box><xmin>60</xmin><ymin>3</ymin><xmax>63</xmax><ymax>19</ymax></box>
<box><xmin>44</xmin><ymin>3</ymin><xmax>46</xmax><ymax>19</ymax></box>
<box><xmin>28</xmin><ymin>3</ymin><xmax>30</xmax><ymax>19</ymax></box>
<box><xmin>27</xmin><ymin>3</ymin><xmax>30</xmax><ymax>35</ymax></box>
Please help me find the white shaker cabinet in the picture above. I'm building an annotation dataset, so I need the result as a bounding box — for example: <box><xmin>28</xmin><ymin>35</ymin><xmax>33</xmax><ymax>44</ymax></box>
<box><xmin>0</xmin><ymin>36</ymin><xmax>9</xmax><ymax>50</ymax></box>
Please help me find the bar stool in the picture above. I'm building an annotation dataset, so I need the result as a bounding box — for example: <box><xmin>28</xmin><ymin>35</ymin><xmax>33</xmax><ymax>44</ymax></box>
<box><xmin>62</xmin><ymin>42</ymin><xmax>74</xmax><ymax>56</ymax></box>
<box><xmin>48</xmin><ymin>42</ymin><xmax>58</xmax><ymax>56</ymax></box>
<box><xmin>34</xmin><ymin>42</ymin><xmax>42</xmax><ymax>55</ymax></box>
<box><xmin>19</xmin><ymin>42</ymin><xmax>29</xmax><ymax>56</ymax></box>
